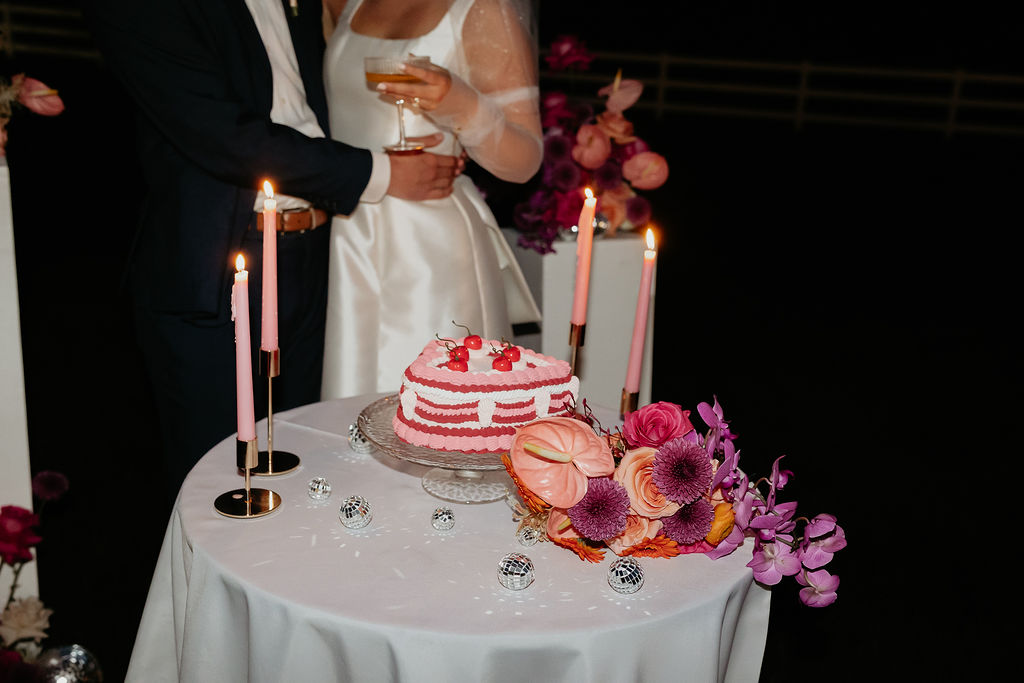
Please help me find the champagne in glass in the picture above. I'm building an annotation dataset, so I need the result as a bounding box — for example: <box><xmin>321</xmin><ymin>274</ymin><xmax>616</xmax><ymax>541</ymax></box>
<box><xmin>364</xmin><ymin>55</ymin><xmax>431</xmax><ymax>154</ymax></box>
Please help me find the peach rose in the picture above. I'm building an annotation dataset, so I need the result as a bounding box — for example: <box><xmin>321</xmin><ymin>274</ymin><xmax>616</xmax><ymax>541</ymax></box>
<box><xmin>622</xmin><ymin>151</ymin><xmax>669</xmax><ymax>190</ymax></box>
<box><xmin>613</xmin><ymin>447</ymin><xmax>680</xmax><ymax>519</ymax></box>
<box><xmin>572</xmin><ymin>123</ymin><xmax>612</xmax><ymax>170</ymax></box>
<box><xmin>606</xmin><ymin>514</ymin><xmax>663</xmax><ymax>556</ymax></box>
<box><xmin>510</xmin><ymin>417</ymin><xmax>615</xmax><ymax>509</ymax></box>
<box><xmin>595</xmin><ymin>111</ymin><xmax>635</xmax><ymax>144</ymax></box>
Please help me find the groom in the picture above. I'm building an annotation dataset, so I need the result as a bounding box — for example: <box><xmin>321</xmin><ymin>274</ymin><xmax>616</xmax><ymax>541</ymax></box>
<box><xmin>84</xmin><ymin>0</ymin><xmax>462</xmax><ymax>502</ymax></box>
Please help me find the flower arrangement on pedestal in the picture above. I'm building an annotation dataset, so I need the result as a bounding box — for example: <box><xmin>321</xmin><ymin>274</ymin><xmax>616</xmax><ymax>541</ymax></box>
<box><xmin>0</xmin><ymin>472</ymin><xmax>68</xmax><ymax>678</ymax></box>
<box><xmin>503</xmin><ymin>398</ymin><xmax>846</xmax><ymax>607</ymax></box>
<box><xmin>513</xmin><ymin>36</ymin><xmax>669</xmax><ymax>254</ymax></box>
<box><xmin>0</xmin><ymin>74</ymin><xmax>64</xmax><ymax>157</ymax></box>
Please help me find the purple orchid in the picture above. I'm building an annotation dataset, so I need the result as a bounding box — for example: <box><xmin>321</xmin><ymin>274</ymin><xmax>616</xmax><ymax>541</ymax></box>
<box><xmin>747</xmin><ymin>538</ymin><xmax>802</xmax><ymax>586</ymax></box>
<box><xmin>798</xmin><ymin>515</ymin><xmax>847</xmax><ymax>570</ymax></box>
<box><xmin>796</xmin><ymin>568</ymin><xmax>840</xmax><ymax>607</ymax></box>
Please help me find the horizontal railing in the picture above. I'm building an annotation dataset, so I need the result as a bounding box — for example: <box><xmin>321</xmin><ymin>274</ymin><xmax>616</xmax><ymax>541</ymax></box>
<box><xmin>4</xmin><ymin>3</ymin><xmax>1024</xmax><ymax>136</ymax></box>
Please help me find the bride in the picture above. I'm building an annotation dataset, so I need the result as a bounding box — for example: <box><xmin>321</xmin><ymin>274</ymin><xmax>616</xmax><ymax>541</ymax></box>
<box><xmin>320</xmin><ymin>0</ymin><xmax>543</xmax><ymax>398</ymax></box>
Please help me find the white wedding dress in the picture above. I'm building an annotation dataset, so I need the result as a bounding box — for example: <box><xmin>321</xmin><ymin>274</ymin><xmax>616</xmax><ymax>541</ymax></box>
<box><xmin>321</xmin><ymin>0</ymin><xmax>543</xmax><ymax>398</ymax></box>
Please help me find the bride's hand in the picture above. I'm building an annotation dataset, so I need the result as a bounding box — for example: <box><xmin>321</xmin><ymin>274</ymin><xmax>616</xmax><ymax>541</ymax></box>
<box><xmin>376</xmin><ymin>61</ymin><xmax>451</xmax><ymax>112</ymax></box>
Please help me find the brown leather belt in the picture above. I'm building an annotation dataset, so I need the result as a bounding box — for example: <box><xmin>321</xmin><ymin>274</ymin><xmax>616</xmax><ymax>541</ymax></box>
<box><xmin>255</xmin><ymin>207</ymin><xmax>329</xmax><ymax>233</ymax></box>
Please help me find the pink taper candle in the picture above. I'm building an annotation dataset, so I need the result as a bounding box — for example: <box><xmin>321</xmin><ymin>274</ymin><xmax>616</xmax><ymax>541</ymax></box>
<box><xmin>232</xmin><ymin>254</ymin><xmax>257</xmax><ymax>442</ymax></box>
<box><xmin>261</xmin><ymin>180</ymin><xmax>279</xmax><ymax>351</ymax></box>
<box><xmin>570</xmin><ymin>188</ymin><xmax>597</xmax><ymax>325</ymax></box>
<box><xmin>625</xmin><ymin>228</ymin><xmax>657</xmax><ymax>394</ymax></box>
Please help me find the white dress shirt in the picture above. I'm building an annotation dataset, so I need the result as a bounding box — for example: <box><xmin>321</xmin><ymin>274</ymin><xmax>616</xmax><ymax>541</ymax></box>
<box><xmin>245</xmin><ymin>0</ymin><xmax>388</xmax><ymax>210</ymax></box>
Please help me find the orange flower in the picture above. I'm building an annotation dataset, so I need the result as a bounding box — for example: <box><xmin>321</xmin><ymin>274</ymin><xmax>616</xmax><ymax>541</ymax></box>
<box><xmin>621</xmin><ymin>534</ymin><xmax>680</xmax><ymax>559</ymax></box>
<box><xmin>613</xmin><ymin>447</ymin><xmax>680</xmax><ymax>519</ymax></box>
<box><xmin>706</xmin><ymin>501</ymin><xmax>735</xmax><ymax>546</ymax></box>
<box><xmin>501</xmin><ymin>454</ymin><xmax>550</xmax><ymax>514</ymax></box>
<box><xmin>550</xmin><ymin>534</ymin><xmax>607</xmax><ymax>563</ymax></box>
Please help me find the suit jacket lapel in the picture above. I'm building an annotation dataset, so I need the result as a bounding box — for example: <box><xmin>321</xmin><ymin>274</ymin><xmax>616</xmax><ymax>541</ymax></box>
<box><xmin>281</xmin><ymin>0</ymin><xmax>331</xmax><ymax>135</ymax></box>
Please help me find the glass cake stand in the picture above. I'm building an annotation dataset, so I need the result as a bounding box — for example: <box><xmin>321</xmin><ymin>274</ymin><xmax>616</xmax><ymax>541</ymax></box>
<box><xmin>356</xmin><ymin>395</ymin><xmax>511</xmax><ymax>504</ymax></box>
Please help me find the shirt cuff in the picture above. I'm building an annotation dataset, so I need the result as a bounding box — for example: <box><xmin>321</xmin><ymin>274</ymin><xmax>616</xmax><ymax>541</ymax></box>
<box><xmin>359</xmin><ymin>150</ymin><xmax>390</xmax><ymax>203</ymax></box>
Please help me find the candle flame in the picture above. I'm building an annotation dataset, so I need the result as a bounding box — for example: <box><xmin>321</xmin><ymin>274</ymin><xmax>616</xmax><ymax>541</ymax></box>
<box><xmin>236</xmin><ymin>254</ymin><xmax>246</xmax><ymax>272</ymax></box>
<box><xmin>262</xmin><ymin>180</ymin><xmax>274</xmax><ymax>198</ymax></box>
<box><xmin>645</xmin><ymin>228</ymin><xmax>656</xmax><ymax>250</ymax></box>
<box><xmin>584</xmin><ymin>187</ymin><xmax>594</xmax><ymax>200</ymax></box>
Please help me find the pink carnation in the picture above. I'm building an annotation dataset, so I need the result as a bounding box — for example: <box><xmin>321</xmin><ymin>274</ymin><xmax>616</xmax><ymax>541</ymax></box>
<box><xmin>624</xmin><ymin>401</ymin><xmax>694</xmax><ymax>449</ymax></box>
<box><xmin>622</xmin><ymin>151</ymin><xmax>669</xmax><ymax>190</ymax></box>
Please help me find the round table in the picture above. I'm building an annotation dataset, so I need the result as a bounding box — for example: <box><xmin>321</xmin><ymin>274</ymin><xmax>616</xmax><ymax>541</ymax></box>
<box><xmin>126</xmin><ymin>395</ymin><xmax>770</xmax><ymax>682</ymax></box>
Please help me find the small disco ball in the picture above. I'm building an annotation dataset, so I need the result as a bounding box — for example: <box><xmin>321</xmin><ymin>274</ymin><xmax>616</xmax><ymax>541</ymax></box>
<box><xmin>515</xmin><ymin>524</ymin><xmax>542</xmax><ymax>547</ymax></box>
<box><xmin>307</xmin><ymin>476</ymin><xmax>332</xmax><ymax>501</ymax></box>
<box><xmin>339</xmin><ymin>495</ymin><xmax>372</xmax><ymax>529</ymax></box>
<box><xmin>497</xmin><ymin>552</ymin><xmax>534</xmax><ymax>591</ymax></box>
<box><xmin>36</xmin><ymin>644</ymin><xmax>104</xmax><ymax>683</ymax></box>
<box><xmin>348</xmin><ymin>423</ymin><xmax>374</xmax><ymax>453</ymax></box>
<box><xmin>431</xmin><ymin>507</ymin><xmax>456</xmax><ymax>531</ymax></box>
<box><xmin>607</xmin><ymin>556</ymin><xmax>645</xmax><ymax>594</ymax></box>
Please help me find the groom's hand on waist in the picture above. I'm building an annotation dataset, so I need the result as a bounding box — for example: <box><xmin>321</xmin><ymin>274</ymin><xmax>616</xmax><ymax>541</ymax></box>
<box><xmin>386</xmin><ymin>133</ymin><xmax>464</xmax><ymax>201</ymax></box>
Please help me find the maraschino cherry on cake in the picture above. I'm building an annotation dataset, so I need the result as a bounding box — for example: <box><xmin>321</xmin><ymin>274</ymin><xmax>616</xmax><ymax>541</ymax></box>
<box><xmin>393</xmin><ymin>332</ymin><xmax>580</xmax><ymax>454</ymax></box>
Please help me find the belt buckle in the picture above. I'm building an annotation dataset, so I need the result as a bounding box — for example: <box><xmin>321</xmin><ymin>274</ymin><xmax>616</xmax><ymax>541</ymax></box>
<box><xmin>281</xmin><ymin>206</ymin><xmax>317</xmax><ymax>233</ymax></box>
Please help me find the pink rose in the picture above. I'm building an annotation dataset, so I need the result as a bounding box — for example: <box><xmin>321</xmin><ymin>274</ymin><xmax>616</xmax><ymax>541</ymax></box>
<box><xmin>613</xmin><ymin>447</ymin><xmax>680</xmax><ymax>519</ymax></box>
<box><xmin>595</xmin><ymin>111</ymin><xmax>635</xmax><ymax>144</ymax></box>
<box><xmin>509</xmin><ymin>417</ymin><xmax>615</xmax><ymax>509</ymax></box>
<box><xmin>622</xmin><ymin>151</ymin><xmax>669</xmax><ymax>190</ymax></box>
<box><xmin>598</xmin><ymin>77</ymin><xmax>643</xmax><ymax>114</ymax></box>
<box><xmin>0</xmin><ymin>505</ymin><xmax>42</xmax><ymax>565</ymax></box>
<box><xmin>623</xmin><ymin>401</ymin><xmax>693</xmax><ymax>448</ymax></box>
<box><xmin>15</xmin><ymin>76</ymin><xmax>64</xmax><ymax>117</ymax></box>
<box><xmin>571</xmin><ymin>123</ymin><xmax>612</xmax><ymax>170</ymax></box>
<box><xmin>606</xmin><ymin>514</ymin><xmax>663</xmax><ymax>555</ymax></box>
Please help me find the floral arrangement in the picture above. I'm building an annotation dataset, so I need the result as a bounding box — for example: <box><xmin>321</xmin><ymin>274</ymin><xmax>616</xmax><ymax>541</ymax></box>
<box><xmin>513</xmin><ymin>35</ymin><xmax>669</xmax><ymax>254</ymax></box>
<box><xmin>503</xmin><ymin>398</ymin><xmax>845</xmax><ymax>607</ymax></box>
<box><xmin>0</xmin><ymin>74</ymin><xmax>64</xmax><ymax>157</ymax></box>
<box><xmin>0</xmin><ymin>471</ymin><xmax>68</xmax><ymax>678</ymax></box>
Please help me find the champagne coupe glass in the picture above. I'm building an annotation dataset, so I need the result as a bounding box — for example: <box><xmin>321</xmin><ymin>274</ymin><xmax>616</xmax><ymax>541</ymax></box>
<box><xmin>364</xmin><ymin>55</ymin><xmax>431</xmax><ymax>154</ymax></box>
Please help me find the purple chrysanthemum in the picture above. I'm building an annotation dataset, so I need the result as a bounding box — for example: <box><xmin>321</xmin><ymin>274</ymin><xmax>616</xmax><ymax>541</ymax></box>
<box><xmin>32</xmin><ymin>470</ymin><xmax>69</xmax><ymax>501</ymax></box>
<box><xmin>544</xmin><ymin>133</ymin><xmax>575</xmax><ymax>164</ymax></box>
<box><xmin>661</xmin><ymin>498</ymin><xmax>715</xmax><ymax>545</ymax></box>
<box><xmin>652</xmin><ymin>437</ymin><xmax>713</xmax><ymax>505</ymax></box>
<box><xmin>594</xmin><ymin>160</ymin><xmax>622</xmax><ymax>191</ymax></box>
<box><xmin>625</xmin><ymin>195</ymin><xmax>651</xmax><ymax>225</ymax></box>
<box><xmin>546</xmin><ymin>159</ymin><xmax>582</xmax><ymax>193</ymax></box>
<box><xmin>567</xmin><ymin>478</ymin><xmax>630</xmax><ymax>541</ymax></box>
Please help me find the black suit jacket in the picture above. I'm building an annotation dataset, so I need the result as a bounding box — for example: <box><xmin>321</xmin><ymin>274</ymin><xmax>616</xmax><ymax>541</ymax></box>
<box><xmin>84</xmin><ymin>0</ymin><xmax>369</xmax><ymax>315</ymax></box>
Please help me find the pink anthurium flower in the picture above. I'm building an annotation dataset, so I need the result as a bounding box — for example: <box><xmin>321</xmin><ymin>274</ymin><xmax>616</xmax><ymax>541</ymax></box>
<box><xmin>598</xmin><ymin>71</ymin><xmax>643</xmax><ymax>114</ymax></box>
<box><xmin>622</xmin><ymin>151</ymin><xmax>668</xmax><ymax>190</ymax></box>
<box><xmin>509</xmin><ymin>417</ymin><xmax>615</xmax><ymax>509</ymax></box>
<box><xmin>571</xmin><ymin>123</ymin><xmax>612</xmax><ymax>170</ymax></box>
<box><xmin>15</xmin><ymin>75</ymin><xmax>64</xmax><ymax>116</ymax></box>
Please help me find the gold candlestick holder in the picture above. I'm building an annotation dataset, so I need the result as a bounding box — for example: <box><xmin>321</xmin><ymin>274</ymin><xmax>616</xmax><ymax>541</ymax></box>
<box><xmin>215</xmin><ymin>438</ymin><xmax>281</xmax><ymax>518</ymax></box>
<box><xmin>620</xmin><ymin>388</ymin><xmax>639</xmax><ymax>419</ymax></box>
<box><xmin>568</xmin><ymin>323</ymin><xmax>585</xmax><ymax>379</ymax></box>
<box><xmin>251</xmin><ymin>348</ymin><xmax>301</xmax><ymax>476</ymax></box>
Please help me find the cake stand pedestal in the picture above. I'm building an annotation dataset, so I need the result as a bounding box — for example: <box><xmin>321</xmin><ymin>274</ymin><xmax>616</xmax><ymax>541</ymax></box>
<box><xmin>357</xmin><ymin>395</ymin><xmax>511</xmax><ymax>504</ymax></box>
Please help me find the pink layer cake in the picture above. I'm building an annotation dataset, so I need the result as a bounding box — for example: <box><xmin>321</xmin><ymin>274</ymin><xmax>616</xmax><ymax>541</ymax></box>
<box><xmin>393</xmin><ymin>339</ymin><xmax>580</xmax><ymax>454</ymax></box>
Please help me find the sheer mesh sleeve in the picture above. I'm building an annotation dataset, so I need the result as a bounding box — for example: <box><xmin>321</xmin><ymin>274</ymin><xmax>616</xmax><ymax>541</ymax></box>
<box><xmin>427</xmin><ymin>0</ymin><xmax>542</xmax><ymax>183</ymax></box>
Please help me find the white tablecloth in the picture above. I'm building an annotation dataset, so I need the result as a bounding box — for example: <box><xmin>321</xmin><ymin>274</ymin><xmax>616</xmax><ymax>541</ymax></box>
<box><xmin>127</xmin><ymin>395</ymin><xmax>770</xmax><ymax>682</ymax></box>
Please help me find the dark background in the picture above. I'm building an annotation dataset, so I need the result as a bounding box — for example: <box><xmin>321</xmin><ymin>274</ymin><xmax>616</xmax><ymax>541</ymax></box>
<box><xmin>5</xmin><ymin>2</ymin><xmax>1019</xmax><ymax>680</ymax></box>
